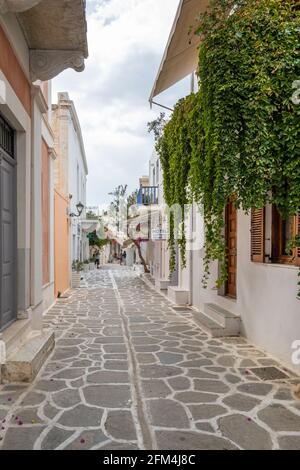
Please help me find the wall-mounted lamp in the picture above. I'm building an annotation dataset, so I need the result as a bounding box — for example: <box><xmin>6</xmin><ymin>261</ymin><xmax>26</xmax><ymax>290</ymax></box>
<box><xmin>69</xmin><ymin>202</ymin><xmax>85</xmax><ymax>218</ymax></box>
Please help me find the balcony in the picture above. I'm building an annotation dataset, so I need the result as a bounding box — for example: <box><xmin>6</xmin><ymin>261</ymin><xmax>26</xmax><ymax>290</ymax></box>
<box><xmin>137</xmin><ymin>186</ymin><xmax>158</xmax><ymax>206</ymax></box>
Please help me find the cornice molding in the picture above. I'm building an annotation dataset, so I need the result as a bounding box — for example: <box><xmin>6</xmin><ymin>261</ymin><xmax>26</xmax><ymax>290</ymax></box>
<box><xmin>0</xmin><ymin>0</ymin><xmax>42</xmax><ymax>14</ymax></box>
<box><xmin>30</xmin><ymin>50</ymin><xmax>85</xmax><ymax>82</ymax></box>
<box><xmin>42</xmin><ymin>113</ymin><xmax>54</xmax><ymax>140</ymax></box>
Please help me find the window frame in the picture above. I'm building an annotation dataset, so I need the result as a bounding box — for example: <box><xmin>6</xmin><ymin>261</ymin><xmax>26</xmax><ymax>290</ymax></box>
<box><xmin>271</xmin><ymin>206</ymin><xmax>298</xmax><ymax>266</ymax></box>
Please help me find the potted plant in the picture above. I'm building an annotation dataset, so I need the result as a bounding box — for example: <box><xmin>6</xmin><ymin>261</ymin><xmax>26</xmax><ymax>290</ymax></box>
<box><xmin>72</xmin><ymin>260</ymin><xmax>83</xmax><ymax>288</ymax></box>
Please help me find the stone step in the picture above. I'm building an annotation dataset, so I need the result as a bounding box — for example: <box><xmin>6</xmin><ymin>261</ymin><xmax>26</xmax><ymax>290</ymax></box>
<box><xmin>155</xmin><ymin>279</ymin><xmax>170</xmax><ymax>291</ymax></box>
<box><xmin>192</xmin><ymin>311</ymin><xmax>226</xmax><ymax>337</ymax></box>
<box><xmin>204</xmin><ymin>303</ymin><xmax>241</xmax><ymax>330</ymax></box>
<box><xmin>168</xmin><ymin>286</ymin><xmax>189</xmax><ymax>306</ymax></box>
<box><xmin>1</xmin><ymin>331</ymin><xmax>55</xmax><ymax>383</ymax></box>
<box><xmin>192</xmin><ymin>310</ymin><xmax>240</xmax><ymax>338</ymax></box>
<box><xmin>0</xmin><ymin>319</ymin><xmax>32</xmax><ymax>357</ymax></box>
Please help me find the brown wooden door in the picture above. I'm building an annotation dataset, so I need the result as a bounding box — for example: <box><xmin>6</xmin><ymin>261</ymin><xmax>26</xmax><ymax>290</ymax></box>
<box><xmin>225</xmin><ymin>200</ymin><xmax>237</xmax><ymax>298</ymax></box>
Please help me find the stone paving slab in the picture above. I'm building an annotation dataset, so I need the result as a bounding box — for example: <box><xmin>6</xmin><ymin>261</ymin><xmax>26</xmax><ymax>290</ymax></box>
<box><xmin>0</xmin><ymin>266</ymin><xmax>300</xmax><ymax>450</ymax></box>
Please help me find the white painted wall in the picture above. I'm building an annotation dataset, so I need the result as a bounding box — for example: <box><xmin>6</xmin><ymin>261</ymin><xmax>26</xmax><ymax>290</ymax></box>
<box><xmin>148</xmin><ymin>150</ymin><xmax>169</xmax><ymax>281</ymax></box>
<box><xmin>30</xmin><ymin>98</ymin><xmax>43</xmax><ymax>328</ymax></box>
<box><xmin>66</xmin><ymin>100</ymin><xmax>88</xmax><ymax>263</ymax></box>
<box><xmin>191</xmin><ymin>210</ymin><xmax>300</xmax><ymax>374</ymax></box>
<box><xmin>100</xmin><ymin>244</ymin><xmax>110</xmax><ymax>266</ymax></box>
<box><xmin>147</xmin><ymin>116</ymin><xmax>300</xmax><ymax>374</ymax></box>
<box><xmin>126</xmin><ymin>247</ymin><xmax>135</xmax><ymax>267</ymax></box>
<box><xmin>146</xmin><ymin>64</ymin><xmax>300</xmax><ymax>372</ymax></box>
<box><xmin>149</xmin><ymin>150</ymin><xmax>163</xmax><ymax>204</ymax></box>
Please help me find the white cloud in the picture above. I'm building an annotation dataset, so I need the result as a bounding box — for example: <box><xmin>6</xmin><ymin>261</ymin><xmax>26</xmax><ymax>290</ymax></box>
<box><xmin>53</xmin><ymin>0</ymin><xmax>189</xmax><ymax>206</ymax></box>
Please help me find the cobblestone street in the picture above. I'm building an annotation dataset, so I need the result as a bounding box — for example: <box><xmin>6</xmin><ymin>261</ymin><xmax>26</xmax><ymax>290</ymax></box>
<box><xmin>0</xmin><ymin>266</ymin><xmax>300</xmax><ymax>450</ymax></box>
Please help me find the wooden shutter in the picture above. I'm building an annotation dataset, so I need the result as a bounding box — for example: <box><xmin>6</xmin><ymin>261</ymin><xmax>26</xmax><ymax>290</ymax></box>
<box><xmin>251</xmin><ymin>208</ymin><xmax>265</xmax><ymax>263</ymax></box>
<box><xmin>296</xmin><ymin>211</ymin><xmax>300</xmax><ymax>267</ymax></box>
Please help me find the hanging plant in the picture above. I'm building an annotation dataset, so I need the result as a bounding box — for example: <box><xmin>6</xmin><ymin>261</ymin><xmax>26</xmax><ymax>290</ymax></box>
<box><xmin>149</xmin><ymin>97</ymin><xmax>197</xmax><ymax>269</ymax></box>
<box><xmin>149</xmin><ymin>0</ymin><xmax>300</xmax><ymax>287</ymax></box>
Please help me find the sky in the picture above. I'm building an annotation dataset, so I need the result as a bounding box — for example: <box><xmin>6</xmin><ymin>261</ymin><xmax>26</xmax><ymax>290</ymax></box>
<box><xmin>52</xmin><ymin>0</ymin><xmax>189</xmax><ymax>207</ymax></box>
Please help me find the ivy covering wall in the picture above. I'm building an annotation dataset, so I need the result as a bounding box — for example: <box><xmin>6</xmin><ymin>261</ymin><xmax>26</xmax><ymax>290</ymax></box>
<box><xmin>151</xmin><ymin>0</ymin><xmax>300</xmax><ymax>287</ymax></box>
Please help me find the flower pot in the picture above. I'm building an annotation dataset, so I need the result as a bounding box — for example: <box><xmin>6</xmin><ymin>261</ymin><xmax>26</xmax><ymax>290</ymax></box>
<box><xmin>72</xmin><ymin>272</ymin><xmax>81</xmax><ymax>288</ymax></box>
<box><xmin>89</xmin><ymin>263</ymin><xmax>95</xmax><ymax>271</ymax></box>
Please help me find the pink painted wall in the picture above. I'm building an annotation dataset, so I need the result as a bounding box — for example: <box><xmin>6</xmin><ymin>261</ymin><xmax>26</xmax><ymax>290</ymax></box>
<box><xmin>54</xmin><ymin>189</ymin><xmax>70</xmax><ymax>297</ymax></box>
<box><xmin>0</xmin><ymin>25</ymin><xmax>31</xmax><ymax>116</ymax></box>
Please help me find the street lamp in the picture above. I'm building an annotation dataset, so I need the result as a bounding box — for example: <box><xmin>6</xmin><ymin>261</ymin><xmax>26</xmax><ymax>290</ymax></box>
<box><xmin>69</xmin><ymin>202</ymin><xmax>85</xmax><ymax>218</ymax></box>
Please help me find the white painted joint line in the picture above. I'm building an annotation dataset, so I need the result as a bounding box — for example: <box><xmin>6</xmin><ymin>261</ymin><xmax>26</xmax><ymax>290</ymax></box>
<box><xmin>108</xmin><ymin>270</ymin><xmax>155</xmax><ymax>451</ymax></box>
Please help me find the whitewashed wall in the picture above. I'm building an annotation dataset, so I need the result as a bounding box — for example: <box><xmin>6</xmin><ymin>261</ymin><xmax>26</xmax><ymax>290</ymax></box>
<box><xmin>192</xmin><ymin>210</ymin><xmax>300</xmax><ymax>374</ymax></box>
<box><xmin>67</xmin><ymin>109</ymin><xmax>88</xmax><ymax>262</ymax></box>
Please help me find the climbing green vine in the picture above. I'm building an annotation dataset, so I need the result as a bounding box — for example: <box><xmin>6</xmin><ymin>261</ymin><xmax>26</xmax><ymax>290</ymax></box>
<box><xmin>149</xmin><ymin>0</ymin><xmax>300</xmax><ymax>287</ymax></box>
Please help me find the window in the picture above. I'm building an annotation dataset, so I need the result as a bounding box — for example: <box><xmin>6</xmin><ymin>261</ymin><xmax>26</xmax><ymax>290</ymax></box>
<box><xmin>272</xmin><ymin>207</ymin><xmax>297</xmax><ymax>265</ymax></box>
<box><xmin>251</xmin><ymin>208</ymin><xmax>265</xmax><ymax>263</ymax></box>
<box><xmin>251</xmin><ymin>206</ymin><xmax>300</xmax><ymax>266</ymax></box>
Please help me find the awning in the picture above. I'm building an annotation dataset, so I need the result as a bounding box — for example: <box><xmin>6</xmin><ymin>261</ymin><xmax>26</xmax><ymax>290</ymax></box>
<box><xmin>150</xmin><ymin>0</ymin><xmax>209</xmax><ymax>101</ymax></box>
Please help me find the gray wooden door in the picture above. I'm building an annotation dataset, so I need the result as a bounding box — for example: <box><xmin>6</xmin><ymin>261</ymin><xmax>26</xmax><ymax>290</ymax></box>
<box><xmin>0</xmin><ymin>116</ymin><xmax>16</xmax><ymax>331</ymax></box>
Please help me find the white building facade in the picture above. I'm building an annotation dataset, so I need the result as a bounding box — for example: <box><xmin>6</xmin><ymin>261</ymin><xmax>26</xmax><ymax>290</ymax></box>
<box><xmin>147</xmin><ymin>151</ymin><xmax>172</xmax><ymax>286</ymax></box>
<box><xmin>148</xmin><ymin>0</ymin><xmax>300</xmax><ymax>375</ymax></box>
<box><xmin>67</xmin><ymin>94</ymin><xmax>89</xmax><ymax>264</ymax></box>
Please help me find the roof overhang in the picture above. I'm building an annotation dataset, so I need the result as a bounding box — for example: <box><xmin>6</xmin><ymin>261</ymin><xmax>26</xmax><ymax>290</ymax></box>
<box><xmin>150</xmin><ymin>0</ymin><xmax>209</xmax><ymax>101</ymax></box>
<box><xmin>0</xmin><ymin>0</ymin><xmax>88</xmax><ymax>81</ymax></box>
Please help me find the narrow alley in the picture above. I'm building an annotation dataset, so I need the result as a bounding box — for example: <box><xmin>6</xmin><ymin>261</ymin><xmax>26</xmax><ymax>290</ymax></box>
<box><xmin>0</xmin><ymin>267</ymin><xmax>300</xmax><ymax>451</ymax></box>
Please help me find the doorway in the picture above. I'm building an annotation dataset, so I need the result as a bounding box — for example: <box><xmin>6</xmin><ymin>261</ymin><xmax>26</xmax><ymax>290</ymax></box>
<box><xmin>225</xmin><ymin>200</ymin><xmax>237</xmax><ymax>298</ymax></box>
<box><xmin>0</xmin><ymin>114</ymin><xmax>17</xmax><ymax>330</ymax></box>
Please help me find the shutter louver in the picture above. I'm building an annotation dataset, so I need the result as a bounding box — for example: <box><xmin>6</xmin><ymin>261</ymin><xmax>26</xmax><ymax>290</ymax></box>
<box><xmin>251</xmin><ymin>208</ymin><xmax>265</xmax><ymax>263</ymax></box>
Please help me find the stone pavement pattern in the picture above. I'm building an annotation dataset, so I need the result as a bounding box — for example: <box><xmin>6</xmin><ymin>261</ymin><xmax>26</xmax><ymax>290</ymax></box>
<box><xmin>0</xmin><ymin>266</ymin><xmax>300</xmax><ymax>450</ymax></box>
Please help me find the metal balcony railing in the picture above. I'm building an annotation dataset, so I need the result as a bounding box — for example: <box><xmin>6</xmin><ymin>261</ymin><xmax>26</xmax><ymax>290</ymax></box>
<box><xmin>137</xmin><ymin>186</ymin><xmax>158</xmax><ymax>206</ymax></box>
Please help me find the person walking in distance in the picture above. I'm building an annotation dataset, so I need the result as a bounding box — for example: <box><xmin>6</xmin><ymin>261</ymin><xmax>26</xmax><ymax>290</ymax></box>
<box><xmin>95</xmin><ymin>251</ymin><xmax>100</xmax><ymax>269</ymax></box>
